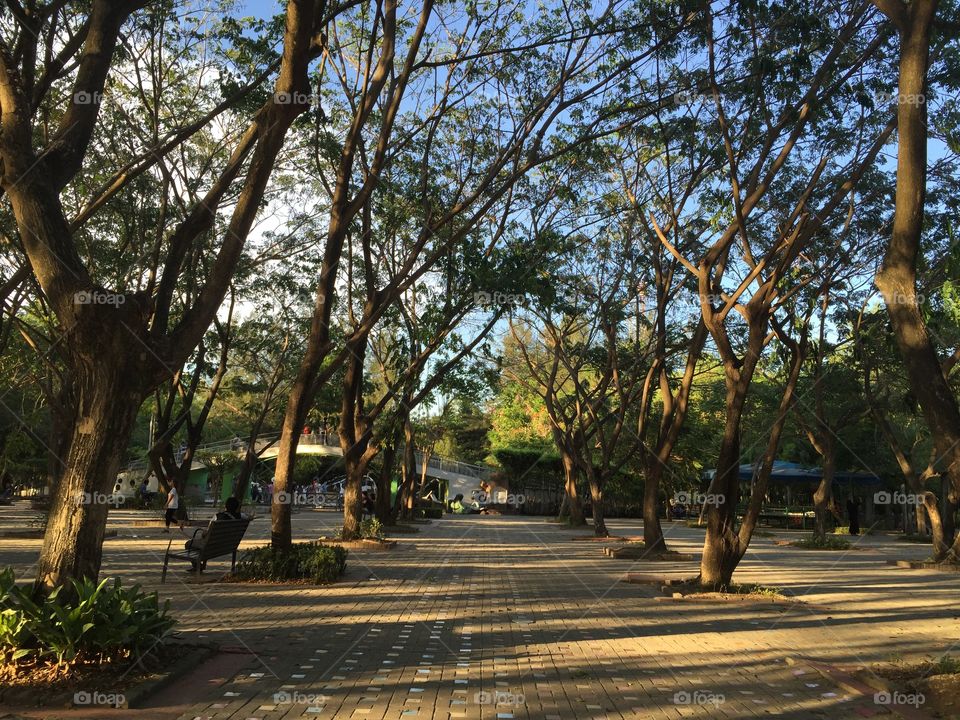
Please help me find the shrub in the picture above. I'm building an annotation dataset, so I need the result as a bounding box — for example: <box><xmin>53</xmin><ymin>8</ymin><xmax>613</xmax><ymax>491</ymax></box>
<box><xmin>359</xmin><ymin>517</ymin><xmax>384</xmax><ymax>540</ymax></box>
<box><xmin>931</xmin><ymin>654</ymin><xmax>960</xmax><ymax>675</ymax></box>
<box><xmin>0</xmin><ymin>569</ymin><xmax>174</xmax><ymax>666</ymax></box>
<box><xmin>833</xmin><ymin>525</ymin><xmax>878</xmax><ymax>536</ymax></box>
<box><xmin>234</xmin><ymin>542</ymin><xmax>347</xmax><ymax>583</ymax></box>
<box><xmin>792</xmin><ymin>534</ymin><xmax>852</xmax><ymax>550</ymax></box>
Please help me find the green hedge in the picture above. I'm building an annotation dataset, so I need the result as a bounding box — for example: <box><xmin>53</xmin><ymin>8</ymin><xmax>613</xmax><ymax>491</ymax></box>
<box><xmin>234</xmin><ymin>542</ymin><xmax>347</xmax><ymax>583</ymax></box>
<box><xmin>0</xmin><ymin>569</ymin><xmax>174</xmax><ymax>665</ymax></box>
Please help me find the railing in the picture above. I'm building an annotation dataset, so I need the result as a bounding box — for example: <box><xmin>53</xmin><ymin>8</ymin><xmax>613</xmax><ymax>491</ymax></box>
<box><xmin>122</xmin><ymin>429</ymin><xmax>494</xmax><ymax>481</ymax></box>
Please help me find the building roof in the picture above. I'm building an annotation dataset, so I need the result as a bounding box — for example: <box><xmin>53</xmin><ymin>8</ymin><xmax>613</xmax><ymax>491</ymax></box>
<box><xmin>702</xmin><ymin>460</ymin><xmax>882</xmax><ymax>486</ymax></box>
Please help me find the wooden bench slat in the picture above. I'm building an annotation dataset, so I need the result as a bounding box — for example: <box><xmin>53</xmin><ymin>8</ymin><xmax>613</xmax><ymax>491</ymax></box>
<box><xmin>161</xmin><ymin>517</ymin><xmax>251</xmax><ymax>583</ymax></box>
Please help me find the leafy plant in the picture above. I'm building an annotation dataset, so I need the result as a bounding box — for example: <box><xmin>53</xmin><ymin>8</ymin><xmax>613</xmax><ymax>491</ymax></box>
<box><xmin>931</xmin><ymin>654</ymin><xmax>960</xmax><ymax>675</ymax></box>
<box><xmin>792</xmin><ymin>535</ymin><xmax>852</xmax><ymax>550</ymax></box>
<box><xmin>833</xmin><ymin>525</ymin><xmax>878</xmax><ymax>536</ymax></box>
<box><xmin>234</xmin><ymin>542</ymin><xmax>347</xmax><ymax>584</ymax></box>
<box><xmin>358</xmin><ymin>517</ymin><xmax>384</xmax><ymax>540</ymax></box>
<box><xmin>0</xmin><ymin>568</ymin><xmax>174</xmax><ymax>666</ymax></box>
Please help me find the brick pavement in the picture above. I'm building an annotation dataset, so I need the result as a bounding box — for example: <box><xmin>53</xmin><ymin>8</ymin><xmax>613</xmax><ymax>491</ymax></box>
<box><xmin>1</xmin><ymin>507</ymin><xmax>956</xmax><ymax>719</ymax></box>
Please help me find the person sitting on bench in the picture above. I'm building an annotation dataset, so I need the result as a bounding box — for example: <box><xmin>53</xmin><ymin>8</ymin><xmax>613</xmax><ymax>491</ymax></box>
<box><xmin>184</xmin><ymin>497</ymin><xmax>249</xmax><ymax>570</ymax></box>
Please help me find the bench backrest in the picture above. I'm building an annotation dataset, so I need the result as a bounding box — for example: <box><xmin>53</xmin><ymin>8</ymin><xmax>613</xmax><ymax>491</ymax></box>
<box><xmin>198</xmin><ymin>518</ymin><xmax>251</xmax><ymax>560</ymax></box>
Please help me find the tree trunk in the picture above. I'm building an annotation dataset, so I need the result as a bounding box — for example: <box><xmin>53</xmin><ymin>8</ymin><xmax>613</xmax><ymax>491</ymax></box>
<box><xmin>643</xmin><ymin>461</ymin><xmax>667</xmax><ymax>552</ymax></box>
<box><xmin>874</xmin><ymin>0</ymin><xmax>960</xmax><ymax>561</ymax></box>
<box><xmin>560</xmin><ymin>449</ymin><xmax>585</xmax><ymax>525</ymax></box>
<box><xmin>588</xmin><ymin>477</ymin><xmax>607</xmax><ymax>537</ymax></box>
<box><xmin>699</xmin><ymin>378</ymin><xmax>750</xmax><ymax>587</ymax></box>
<box><xmin>271</xmin><ymin>402</ymin><xmax>306</xmax><ymax>550</ymax></box>
<box><xmin>341</xmin><ymin>450</ymin><xmax>367</xmax><ymax>539</ymax></box>
<box><xmin>376</xmin><ymin>443</ymin><xmax>396</xmax><ymax>524</ymax></box>
<box><xmin>396</xmin><ymin>417</ymin><xmax>417</xmax><ymax>520</ymax></box>
<box><xmin>923</xmin><ymin>492</ymin><xmax>952</xmax><ymax>559</ymax></box>
<box><xmin>812</xmin><ymin>448</ymin><xmax>836</xmax><ymax>540</ymax></box>
<box><xmin>34</xmin><ymin>359</ymin><xmax>143</xmax><ymax>593</ymax></box>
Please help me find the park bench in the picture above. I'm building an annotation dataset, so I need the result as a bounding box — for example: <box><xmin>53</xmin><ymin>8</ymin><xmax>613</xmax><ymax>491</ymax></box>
<box><xmin>744</xmin><ymin>507</ymin><xmax>816</xmax><ymax>529</ymax></box>
<box><xmin>161</xmin><ymin>517</ymin><xmax>251</xmax><ymax>583</ymax></box>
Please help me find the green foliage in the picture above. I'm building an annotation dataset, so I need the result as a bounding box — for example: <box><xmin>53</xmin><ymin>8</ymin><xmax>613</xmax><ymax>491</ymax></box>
<box><xmin>931</xmin><ymin>655</ymin><xmax>960</xmax><ymax>676</ymax></box>
<box><xmin>719</xmin><ymin>583</ymin><xmax>784</xmax><ymax>598</ymax></box>
<box><xmin>432</xmin><ymin>401</ymin><xmax>491</xmax><ymax>465</ymax></box>
<box><xmin>358</xmin><ymin>517</ymin><xmax>384</xmax><ymax>540</ymax></box>
<box><xmin>792</xmin><ymin>535</ymin><xmax>852</xmax><ymax>550</ymax></box>
<box><xmin>234</xmin><ymin>542</ymin><xmax>347</xmax><ymax>584</ymax></box>
<box><xmin>0</xmin><ymin>569</ymin><xmax>174</xmax><ymax>665</ymax></box>
<box><xmin>492</xmin><ymin>446</ymin><xmax>563</xmax><ymax>489</ymax></box>
<box><xmin>292</xmin><ymin>455</ymin><xmax>343</xmax><ymax>487</ymax></box>
<box><xmin>833</xmin><ymin>525</ymin><xmax>877</xmax><ymax>536</ymax></box>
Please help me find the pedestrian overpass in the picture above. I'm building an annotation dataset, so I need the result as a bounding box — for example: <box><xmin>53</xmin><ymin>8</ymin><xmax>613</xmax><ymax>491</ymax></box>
<box><xmin>118</xmin><ymin>431</ymin><xmax>494</xmax><ymax>500</ymax></box>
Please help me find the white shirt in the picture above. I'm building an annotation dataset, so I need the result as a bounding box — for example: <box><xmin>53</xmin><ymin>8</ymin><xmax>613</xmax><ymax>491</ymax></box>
<box><xmin>166</xmin><ymin>486</ymin><xmax>179</xmax><ymax>510</ymax></box>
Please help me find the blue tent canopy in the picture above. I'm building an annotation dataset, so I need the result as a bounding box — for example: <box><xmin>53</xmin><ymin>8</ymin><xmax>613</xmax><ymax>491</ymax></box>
<box><xmin>702</xmin><ymin>460</ymin><xmax>882</xmax><ymax>486</ymax></box>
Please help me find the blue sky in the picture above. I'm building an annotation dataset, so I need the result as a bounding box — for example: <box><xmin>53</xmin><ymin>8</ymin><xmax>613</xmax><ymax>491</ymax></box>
<box><xmin>238</xmin><ymin>0</ymin><xmax>280</xmax><ymax>19</ymax></box>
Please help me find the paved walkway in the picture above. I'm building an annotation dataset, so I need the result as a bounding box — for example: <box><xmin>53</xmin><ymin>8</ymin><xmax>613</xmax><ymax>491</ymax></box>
<box><xmin>1</xmin><ymin>506</ymin><xmax>957</xmax><ymax>719</ymax></box>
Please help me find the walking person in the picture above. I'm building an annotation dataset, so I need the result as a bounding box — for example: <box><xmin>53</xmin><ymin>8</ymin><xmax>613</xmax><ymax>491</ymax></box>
<box><xmin>847</xmin><ymin>495</ymin><xmax>860</xmax><ymax>536</ymax></box>
<box><xmin>164</xmin><ymin>483</ymin><xmax>180</xmax><ymax>532</ymax></box>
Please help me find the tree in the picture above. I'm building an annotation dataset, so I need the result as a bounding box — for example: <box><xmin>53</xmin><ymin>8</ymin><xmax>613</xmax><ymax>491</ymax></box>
<box><xmin>0</xmin><ymin>0</ymin><xmax>328</xmax><ymax>592</ymax></box>
<box><xmin>655</xmin><ymin>0</ymin><xmax>896</xmax><ymax>586</ymax></box>
<box><xmin>871</xmin><ymin>0</ymin><xmax>960</xmax><ymax>560</ymax></box>
<box><xmin>270</xmin><ymin>0</ymin><xmax>695</xmax><ymax>546</ymax></box>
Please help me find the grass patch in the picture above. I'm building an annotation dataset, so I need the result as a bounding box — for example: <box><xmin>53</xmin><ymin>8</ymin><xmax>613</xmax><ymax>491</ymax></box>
<box><xmin>832</xmin><ymin>525</ymin><xmax>878</xmax><ymax>536</ymax></box>
<box><xmin>723</xmin><ymin>582</ymin><xmax>784</xmax><ymax>598</ymax></box>
<box><xmin>792</xmin><ymin>534</ymin><xmax>852</xmax><ymax>550</ymax></box>
<box><xmin>673</xmin><ymin>578</ymin><xmax>787</xmax><ymax>599</ymax></box>
<box><xmin>929</xmin><ymin>655</ymin><xmax>960</xmax><ymax>675</ymax></box>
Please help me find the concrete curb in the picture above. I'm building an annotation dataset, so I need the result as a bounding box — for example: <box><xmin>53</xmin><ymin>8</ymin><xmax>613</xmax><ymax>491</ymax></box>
<box><xmin>123</xmin><ymin>644</ymin><xmax>218</xmax><ymax>709</ymax></box>
<box><xmin>887</xmin><ymin>559</ymin><xmax>960</xmax><ymax>573</ymax></box>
